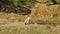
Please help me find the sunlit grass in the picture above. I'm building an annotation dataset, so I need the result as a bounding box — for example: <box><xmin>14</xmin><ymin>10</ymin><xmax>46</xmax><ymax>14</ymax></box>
<box><xmin>0</xmin><ymin>13</ymin><xmax>25</xmax><ymax>25</ymax></box>
<box><xmin>0</xmin><ymin>24</ymin><xmax>60</xmax><ymax>34</ymax></box>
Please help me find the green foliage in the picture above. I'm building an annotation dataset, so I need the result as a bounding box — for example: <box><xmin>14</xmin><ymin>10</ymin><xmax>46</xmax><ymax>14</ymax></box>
<box><xmin>24</xmin><ymin>0</ymin><xmax>36</xmax><ymax>6</ymax></box>
<box><xmin>46</xmin><ymin>0</ymin><xmax>53</xmax><ymax>4</ymax></box>
<box><xmin>43</xmin><ymin>0</ymin><xmax>60</xmax><ymax>4</ymax></box>
<box><xmin>11</xmin><ymin>0</ymin><xmax>19</xmax><ymax>7</ymax></box>
<box><xmin>56</xmin><ymin>0</ymin><xmax>60</xmax><ymax>4</ymax></box>
<box><xmin>0</xmin><ymin>0</ymin><xmax>36</xmax><ymax>7</ymax></box>
<box><xmin>10</xmin><ymin>0</ymin><xmax>36</xmax><ymax>7</ymax></box>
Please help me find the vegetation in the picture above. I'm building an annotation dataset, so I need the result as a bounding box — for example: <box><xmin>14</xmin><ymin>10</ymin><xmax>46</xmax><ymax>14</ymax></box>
<box><xmin>0</xmin><ymin>0</ymin><xmax>60</xmax><ymax>24</ymax></box>
<box><xmin>0</xmin><ymin>0</ymin><xmax>36</xmax><ymax>15</ymax></box>
<box><xmin>0</xmin><ymin>0</ymin><xmax>60</xmax><ymax>34</ymax></box>
<box><xmin>0</xmin><ymin>22</ymin><xmax>60</xmax><ymax>34</ymax></box>
<box><xmin>0</xmin><ymin>0</ymin><xmax>60</xmax><ymax>14</ymax></box>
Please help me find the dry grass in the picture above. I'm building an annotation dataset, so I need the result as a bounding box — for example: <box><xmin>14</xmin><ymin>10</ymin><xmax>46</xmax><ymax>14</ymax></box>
<box><xmin>0</xmin><ymin>0</ymin><xmax>60</xmax><ymax>34</ymax></box>
<box><xmin>0</xmin><ymin>22</ymin><xmax>60</xmax><ymax>34</ymax></box>
<box><xmin>0</xmin><ymin>12</ymin><xmax>60</xmax><ymax>34</ymax></box>
<box><xmin>0</xmin><ymin>12</ymin><xmax>25</xmax><ymax>25</ymax></box>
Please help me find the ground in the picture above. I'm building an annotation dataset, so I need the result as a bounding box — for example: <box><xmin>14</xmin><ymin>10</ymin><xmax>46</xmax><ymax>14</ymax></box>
<box><xmin>0</xmin><ymin>21</ymin><xmax>60</xmax><ymax>34</ymax></box>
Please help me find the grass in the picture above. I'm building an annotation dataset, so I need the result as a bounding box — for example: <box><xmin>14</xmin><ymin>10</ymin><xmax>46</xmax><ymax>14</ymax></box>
<box><xmin>0</xmin><ymin>2</ymin><xmax>60</xmax><ymax>34</ymax></box>
<box><xmin>35</xmin><ymin>19</ymin><xmax>60</xmax><ymax>25</ymax></box>
<box><xmin>29</xmin><ymin>18</ymin><xmax>60</xmax><ymax>27</ymax></box>
<box><xmin>0</xmin><ymin>13</ymin><xmax>25</xmax><ymax>25</ymax></box>
<box><xmin>0</xmin><ymin>26</ymin><xmax>41</xmax><ymax>34</ymax></box>
<box><xmin>0</xmin><ymin>24</ymin><xmax>60</xmax><ymax>34</ymax></box>
<box><xmin>0</xmin><ymin>19</ymin><xmax>15</xmax><ymax>25</ymax></box>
